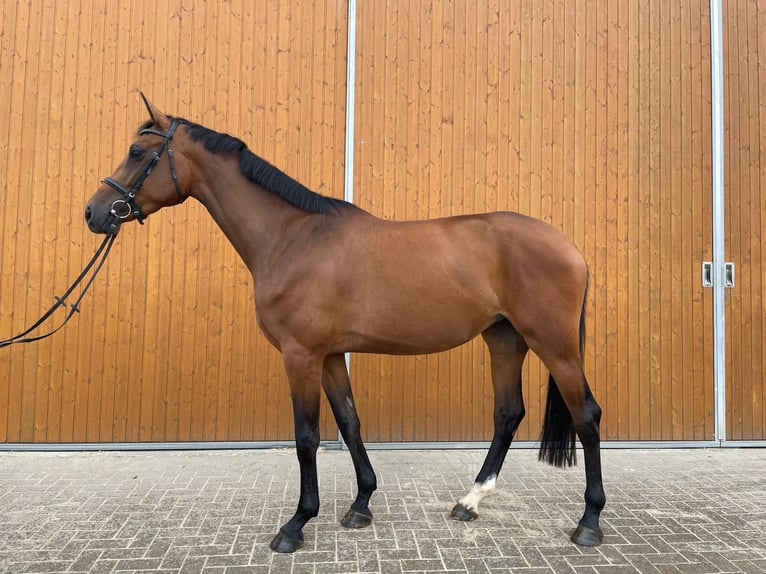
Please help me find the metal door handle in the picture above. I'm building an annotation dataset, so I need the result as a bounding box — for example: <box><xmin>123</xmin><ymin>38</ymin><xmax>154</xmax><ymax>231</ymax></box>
<box><xmin>701</xmin><ymin>261</ymin><xmax>734</xmax><ymax>288</ymax></box>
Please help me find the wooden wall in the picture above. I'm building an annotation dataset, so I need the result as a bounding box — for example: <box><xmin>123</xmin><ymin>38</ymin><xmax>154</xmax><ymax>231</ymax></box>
<box><xmin>0</xmin><ymin>0</ymin><xmax>348</xmax><ymax>443</ymax></box>
<box><xmin>0</xmin><ymin>0</ymin><xmax>761</xmax><ymax>445</ymax></box>
<box><xmin>723</xmin><ymin>0</ymin><xmax>766</xmax><ymax>440</ymax></box>
<box><xmin>352</xmin><ymin>0</ymin><xmax>715</xmax><ymax>442</ymax></box>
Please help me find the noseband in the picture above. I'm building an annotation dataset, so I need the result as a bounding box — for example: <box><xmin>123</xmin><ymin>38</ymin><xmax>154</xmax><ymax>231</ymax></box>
<box><xmin>102</xmin><ymin>119</ymin><xmax>184</xmax><ymax>224</ymax></box>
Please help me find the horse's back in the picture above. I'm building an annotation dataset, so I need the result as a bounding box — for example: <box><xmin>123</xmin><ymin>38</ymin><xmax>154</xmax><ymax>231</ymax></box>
<box><xmin>347</xmin><ymin>210</ymin><xmax>585</xmax><ymax>288</ymax></box>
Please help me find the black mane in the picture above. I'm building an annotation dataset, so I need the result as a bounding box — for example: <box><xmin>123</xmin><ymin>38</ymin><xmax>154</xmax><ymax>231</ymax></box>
<box><xmin>143</xmin><ymin>118</ymin><xmax>356</xmax><ymax>215</ymax></box>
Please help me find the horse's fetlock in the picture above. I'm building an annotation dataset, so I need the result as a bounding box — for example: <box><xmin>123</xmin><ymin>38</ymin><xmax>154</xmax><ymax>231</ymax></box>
<box><xmin>365</xmin><ymin>477</ymin><xmax>378</xmax><ymax>494</ymax></box>
<box><xmin>586</xmin><ymin>487</ymin><xmax>606</xmax><ymax>512</ymax></box>
<box><xmin>299</xmin><ymin>501</ymin><xmax>320</xmax><ymax>520</ymax></box>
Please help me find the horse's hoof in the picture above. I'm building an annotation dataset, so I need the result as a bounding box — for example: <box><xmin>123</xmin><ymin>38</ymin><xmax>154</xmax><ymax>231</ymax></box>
<box><xmin>571</xmin><ymin>523</ymin><xmax>603</xmax><ymax>546</ymax></box>
<box><xmin>450</xmin><ymin>503</ymin><xmax>478</xmax><ymax>522</ymax></box>
<box><xmin>270</xmin><ymin>528</ymin><xmax>304</xmax><ymax>553</ymax></box>
<box><xmin>341</xmin><ymin>508</ymin><xmax>373</xmax><ymax>529</ymax></box>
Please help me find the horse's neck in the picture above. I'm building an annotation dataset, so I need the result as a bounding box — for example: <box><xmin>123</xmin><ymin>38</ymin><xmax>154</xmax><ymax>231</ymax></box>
<box><xmin>190</xmin><ymin>162</ymin><xmax>310</xmax><ymax>273</ymax></box>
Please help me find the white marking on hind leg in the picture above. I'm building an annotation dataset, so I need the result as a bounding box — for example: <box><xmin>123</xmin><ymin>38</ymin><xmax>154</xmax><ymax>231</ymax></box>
<box><xmin>459</xmin><ymin>474</ymin><xmax>497</xmax><ymax>512</ymax></box>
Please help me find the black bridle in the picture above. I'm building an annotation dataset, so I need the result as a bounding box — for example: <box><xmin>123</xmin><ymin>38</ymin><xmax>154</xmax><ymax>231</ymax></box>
<box><xmin>102</xmin><ymin>118</ymin><xmax>184</xmax><ymax>224</ymax></box>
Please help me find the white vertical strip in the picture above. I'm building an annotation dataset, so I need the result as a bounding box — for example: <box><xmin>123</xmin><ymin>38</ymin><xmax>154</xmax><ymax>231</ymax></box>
<box><xmin>344</xmin><ymin>0</ymin><xmax>357</xmax><ymax>206</ymax></box>
<box><xmin>709</xmin><ymin>0</ymin><xmax>726</xmax><ymax>443</ymax></box>
<box><xmin>341</xmin><ymin>0</ymin><xmax>358</xmax><ymax>448</ymax></box>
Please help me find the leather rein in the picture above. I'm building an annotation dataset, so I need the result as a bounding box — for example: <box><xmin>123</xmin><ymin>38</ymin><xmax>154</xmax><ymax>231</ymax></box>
<box><xmin>0</xmin><ymin>234</ymin><xmax>116</xmax><ymax>348</ymax></box>
<box><xmin>1</xmin><ymin>120</ymin><xmax>184</xmax><ymax>348</ymax></box>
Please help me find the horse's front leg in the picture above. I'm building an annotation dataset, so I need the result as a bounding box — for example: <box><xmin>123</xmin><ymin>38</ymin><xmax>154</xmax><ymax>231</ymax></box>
<box><xmin>270</xmin><ymin>350</ymin><xmax>323</xmax><ymax>553</ymax></box>
<box><xmin>322</xmin><ymin>354</ymin><xmax>377</xmax><ymax>528</ymax></box>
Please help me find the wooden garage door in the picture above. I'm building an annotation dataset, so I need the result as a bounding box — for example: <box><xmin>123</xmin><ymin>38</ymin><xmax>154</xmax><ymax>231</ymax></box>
<box><xmin>0</xmin><ymin>0</ymin><xmax>730</xmax><ymax>445</ymax></box>
<box><xmin>0</xmin><ymin>0</ymin><xmax>347</xmax><ymax>443</ymax></box>
<box><xmin>723</xmin><ymin>0</ymin><xmax>766</xmax><ymax>441</ymax></box>
<box><xmin>351</xmin><ymin>0</ymin><xmax>715</xmax><ymax>442</ymax></box>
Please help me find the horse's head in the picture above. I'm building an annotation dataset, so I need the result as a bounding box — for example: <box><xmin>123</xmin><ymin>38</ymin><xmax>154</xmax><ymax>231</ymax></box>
<box><xmin>85</xmin><ymin>94</ymin><xmax>189</xmax><ymax>235</ymax></box>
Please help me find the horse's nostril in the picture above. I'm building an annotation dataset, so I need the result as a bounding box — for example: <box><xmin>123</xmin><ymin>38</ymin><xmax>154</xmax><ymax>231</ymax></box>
<box><xmin>85</xmin><ymin>205</ymin><xmax>92</xmax><ymax>221</ymax></box>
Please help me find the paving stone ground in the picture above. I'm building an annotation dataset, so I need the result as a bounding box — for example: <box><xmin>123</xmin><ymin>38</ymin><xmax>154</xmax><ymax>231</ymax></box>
<box><xmin>0</xmin><ymin>447</ymin><xmax>764</xmax><ymax>574</ymax></box>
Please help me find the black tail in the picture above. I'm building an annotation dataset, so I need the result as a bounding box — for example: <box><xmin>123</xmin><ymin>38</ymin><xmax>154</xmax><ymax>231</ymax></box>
<box><xmin>537</xmin><ymin>276</ymin><xmax>588</xmax><ymax>468</ymax></box>
<box><xmin>537</xmin><ymin>374</ymin><xmax>577</xmax><ymax>467</ymax></box>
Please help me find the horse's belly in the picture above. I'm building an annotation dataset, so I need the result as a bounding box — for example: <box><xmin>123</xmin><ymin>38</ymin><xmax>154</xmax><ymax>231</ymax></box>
<box><xmin>347</xmin><ymin>295</ymin><xmax>502</xmax><ymax>355</ymax></box>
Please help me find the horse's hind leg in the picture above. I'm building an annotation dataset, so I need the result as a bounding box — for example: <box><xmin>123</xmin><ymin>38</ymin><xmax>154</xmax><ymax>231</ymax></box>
<box><xmin>451</xmin><ymin>319</ymin><xmax>528</xmax><ymax>521</ymax></box>
<box><xmin>322</xmin><ymin>354</ymin><xmax>377</xmax><ymax>528</ymax></box>
<box><xmin>534</xmin><ymin>346</ymin><xmax>605</xmax><ymax>546</ymax></box>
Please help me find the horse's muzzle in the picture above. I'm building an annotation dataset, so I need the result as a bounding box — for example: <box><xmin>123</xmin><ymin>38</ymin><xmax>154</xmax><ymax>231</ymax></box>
<box><xmin>85</xmin><ymin>204</ymin><xmax>121</xmax><ymax>235</ymax></box>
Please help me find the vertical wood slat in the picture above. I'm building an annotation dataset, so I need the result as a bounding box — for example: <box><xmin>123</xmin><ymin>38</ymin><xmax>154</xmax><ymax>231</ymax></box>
<box><xmin>0</xmin><ymin>0</ymin><xmax>347</xmax><ymax>443</ymax></box>
<box><xmin>754</xmin><ymin>0</ymin><xmax>765</xmax><ymax>439</ymax></box>
<box><xmin>724</xmin><ymin>0</ymin><xmax>765</xmax><ymax>440</ymax></box>
<box><xmin>20</xmin><ymin>0</ymin><xmax>42</xmax><ymax>443</ymax></box>
<box><xmin>751</xmin><ymin>0</ymin><xmax>765</xmax><ymax>440</ymax></box>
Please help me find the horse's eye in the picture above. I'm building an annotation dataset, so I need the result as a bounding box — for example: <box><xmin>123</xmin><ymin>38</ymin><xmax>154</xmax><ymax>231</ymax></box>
<box><xmin>129</xmin><ymin>147</ymin><xmax>145</xmax><ymax>161</ymax></box>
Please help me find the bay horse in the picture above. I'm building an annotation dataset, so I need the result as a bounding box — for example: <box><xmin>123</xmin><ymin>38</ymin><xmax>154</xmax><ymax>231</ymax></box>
<box><xmin>85</xmin><ymin>95</ymin><xmax>605</xmax><ymax>553</ymax></box>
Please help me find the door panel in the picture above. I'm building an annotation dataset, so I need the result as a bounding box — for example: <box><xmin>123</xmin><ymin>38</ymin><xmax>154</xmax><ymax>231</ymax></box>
<box><xmin>351</xmin><ymin>0</ymin><xmax>715</xmax><ymax>442</ymax></box>
<box><xmin>723</xmin><ymin>0</ymin><xmax>766</xmax><ymax>440</ymax></box>
<box><xmin>0</xmin><ymin>0</ymin><xmax>347</xmax><ymax>443</ymax></box>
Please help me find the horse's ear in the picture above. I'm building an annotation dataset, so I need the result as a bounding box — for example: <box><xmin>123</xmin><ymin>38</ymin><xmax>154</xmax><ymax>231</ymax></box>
<box><xmin>139</xmin><ymin>92</ymin><xmax>169</xmax><ymax>128</ymax></box>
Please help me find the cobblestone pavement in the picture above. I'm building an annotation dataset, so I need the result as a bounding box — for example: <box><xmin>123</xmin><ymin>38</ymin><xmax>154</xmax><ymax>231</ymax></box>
<box><xmin>0</xmin><ymin>447</ymin><xmax>764</xmax><ymax>574</ymax></box>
